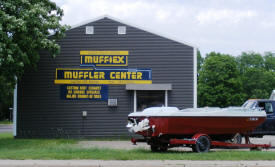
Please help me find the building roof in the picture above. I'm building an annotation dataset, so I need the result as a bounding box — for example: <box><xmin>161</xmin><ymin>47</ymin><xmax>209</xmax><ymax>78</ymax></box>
<box><xmin>126</xmin><ymin>84</ymin><xmax>172</xmax><ymax>90</ymax></box>
<box><xmin>69</xmin><ymin>15</ymin><xmax>197</xmax><ymax>48</ymax></box>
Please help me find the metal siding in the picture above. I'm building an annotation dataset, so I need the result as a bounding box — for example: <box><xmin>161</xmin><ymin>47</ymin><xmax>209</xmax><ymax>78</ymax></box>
<box><xmin>17</xmin><ymin>17</ymin><xmax>194</xmax><ymax>138</ymax></box>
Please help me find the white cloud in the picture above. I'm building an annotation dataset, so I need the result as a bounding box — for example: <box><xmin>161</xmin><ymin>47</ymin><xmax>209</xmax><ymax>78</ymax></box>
<box><xmin>155</xmin><ymin>10</ymin><xmax>170</xmax><ymax>21</ymax></box>
<box><xmin>53</xmin><ymin>0</ymin><xmax>275</xmax><ymax>56</ymax></box>
<box><xmin>196</xmin><ymin>9</ymin><xmax>257</xmax><ymax>25</ymax></box>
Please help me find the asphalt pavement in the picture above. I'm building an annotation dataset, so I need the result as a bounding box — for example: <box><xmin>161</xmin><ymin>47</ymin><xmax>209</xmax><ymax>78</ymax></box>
<box><xmin>0</xmin><ymin>124</ymin><xmax>12</xmax><ymax>133</ymax></box>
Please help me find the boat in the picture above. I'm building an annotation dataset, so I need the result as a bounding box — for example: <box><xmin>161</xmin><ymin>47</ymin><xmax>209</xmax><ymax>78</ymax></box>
<box><xmin>127</xmin><ymin>106</ymin><xmax>267</xmax><ymax>152</ymax></box>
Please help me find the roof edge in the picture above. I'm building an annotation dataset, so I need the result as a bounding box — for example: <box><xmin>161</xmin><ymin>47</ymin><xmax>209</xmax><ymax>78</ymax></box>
<box><xmin>69</xmin><ymin>15</ymin><xmax>198</xmax><ymax>48</ymax></box>
<box><xmin>126</xmin><ymin>84</ymin><xmax>172</xmax><ymax>90</ymax></box>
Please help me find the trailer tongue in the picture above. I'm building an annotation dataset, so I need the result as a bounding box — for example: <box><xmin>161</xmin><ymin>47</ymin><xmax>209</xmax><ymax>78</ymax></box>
<box><xmin>127</xmin><ymin>107</ymin><xmax>271</xmax><ymax>152</ymax></box>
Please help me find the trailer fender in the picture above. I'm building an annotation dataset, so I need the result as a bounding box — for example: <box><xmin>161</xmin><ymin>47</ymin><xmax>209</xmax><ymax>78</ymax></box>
<box><xmin>192</xmin><ymin>133</ymin><xmax>211</xmax><ymax>141</ymax></box>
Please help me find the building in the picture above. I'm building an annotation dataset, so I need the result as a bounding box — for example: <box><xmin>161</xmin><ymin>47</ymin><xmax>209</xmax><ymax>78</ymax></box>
<box><xmin>13</xmin><ymin>16</ymin><xmax>197</xmax><ymax>138</ymax></box>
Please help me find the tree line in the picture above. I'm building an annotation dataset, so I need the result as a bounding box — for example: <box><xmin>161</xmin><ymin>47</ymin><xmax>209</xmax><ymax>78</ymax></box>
<box><xmin>197</xmin><ymin>51</ymin><xmax>275</xmax><ymax>107</ymax></box>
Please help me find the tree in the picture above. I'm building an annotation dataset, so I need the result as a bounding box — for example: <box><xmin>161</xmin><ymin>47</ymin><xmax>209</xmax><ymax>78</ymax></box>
<box><xmin>198</xmin><ymin>52</ymin><xmax>245</xmax><ymax>107</ymax></box>
<box><xmin>198</xmin><ymin>51</ymin><xmax>274</xmax><ymax>107</ymax></box>
<box><xmin>236</xmin><ymin>52</ymin><xmax>264</xmax><ymax>74</ymax></box>
<box><xmin>197</xmin><ymin>50</ymin><xmax>204</xmax><ymax>83</ymax></box>
<box><xmin>197</xmin><ymin>50</ymin><xmax>204</xmax><ymax>72</ymax></box>
<box><xmin>263</xmin><ymin>52</ymin><xmax>275</xmax><ymax>71</ymax></box>
<box><xmin>242</xmin><ymin>68</ymin><xmax>275</xmax><ymax>99</ymax></box>
<box><xmin>237</xmin><ymin>52</ymin><xmax>275</xmax><ymax>99</ymax></box>
<box><xmin>0</xmin><ymin>0</ymin><xmax>68</xmax><ymax>101</ymax></box>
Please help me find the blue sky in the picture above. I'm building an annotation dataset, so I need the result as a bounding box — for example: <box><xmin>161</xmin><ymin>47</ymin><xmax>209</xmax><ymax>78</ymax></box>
<box><xmin>53</xmin><ymin>0</ymin><xmax>275</xmax><ymax>57</ymax></box>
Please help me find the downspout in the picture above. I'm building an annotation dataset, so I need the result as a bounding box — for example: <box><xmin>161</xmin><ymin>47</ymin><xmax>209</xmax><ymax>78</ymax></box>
<box><xmin>165</xmin><ymin>90</ymin><xmax>168</xmax><ymax>107</ymax></box>
<box><xmin>134</xmin><ymin>90</ymin><xmax>137</xmax><ymax>112</ymax></box>
<box><xmin>13</xmin><ymin>78</ymin><xmax>17</xmax><ymax>137</ymax></box>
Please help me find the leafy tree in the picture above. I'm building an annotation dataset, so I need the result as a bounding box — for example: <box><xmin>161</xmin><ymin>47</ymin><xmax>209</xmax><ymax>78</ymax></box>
<box><xmin>197</xmin><ymin>50</ymin><xmax>204</xmax><ymax>72</ymax></box>
<box><xmin>237</xmin><ymin>52</ymin><xmax>275</xmax><ymax>100</ymax></box>
<box><xmin>0</xmin><ymin>0</ymin><xmax>68</xmax><ymax>101</ymax></box>
<box><xmin>0</xmin><ymin>95</ymin><xmax>13</xmax><ymax>121</ymax></box>
<box><xmin>198</xmin><ymin>51</ymin><xmax>274</xmax><ymax>107</ymax></box>
<box><xmin>236</xmin><ymin>52</ymin><xmax>264</xmax><ymax>74</ymax></box>
<box><xmin>242</xmin><ymin>68</ymin><xmax>275</xmax><ymax>99</ymax></box>
<box><xmin>197</xmin><ymin>50</ymin><xmax>204</xmax><ymax>84</ymax></box>
<box><xmin>198</xmin><ymin>52</ymin><xmax>245</xmax><ymax>107</ymax></box>
<box><xmin>263</xmin><ymin>52</ymin><xmax>275</xmax><ymax>71</ymax></box>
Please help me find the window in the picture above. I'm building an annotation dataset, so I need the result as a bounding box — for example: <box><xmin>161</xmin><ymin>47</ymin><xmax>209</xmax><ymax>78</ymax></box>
<box><xmin>242</xmin><ymin>100</ymin><xmax>257</xmax><ymax>109</ymax></box>
<box><xmin>85</xmin><ymin>26</ymin><xmax>94</xmax><ymax>34</ymax></box>
<box><xmin>265</xmin><ymin>102</ymin><xmax>273</xmax><ymax>114</ymax></box>
<box><xmin>137</xmin><ymin>91</ymin><xmax>165</xmax><ymax>111</ymax></box>
<box><xmin>118</xmin><ymin>26</ymin><xmax>126</xmax><ymax>35</ymax></box>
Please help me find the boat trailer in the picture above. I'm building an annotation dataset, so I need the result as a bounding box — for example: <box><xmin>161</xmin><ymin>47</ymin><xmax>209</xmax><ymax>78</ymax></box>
<box><xmin>131</xmin><ymin>133</ymin><xmax>272</xmax><ymax>153</ymax></box>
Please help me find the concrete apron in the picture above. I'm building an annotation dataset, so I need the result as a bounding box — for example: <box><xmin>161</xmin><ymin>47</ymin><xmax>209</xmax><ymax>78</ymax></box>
<box><xmin>0</xmin><ymin>160</ymin><xmax>275</xmax><ymax>167</ymax></box>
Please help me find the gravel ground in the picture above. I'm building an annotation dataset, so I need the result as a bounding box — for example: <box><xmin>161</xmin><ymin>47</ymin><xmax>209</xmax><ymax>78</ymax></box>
<box><xmin>250</xmin><ymin>135</ymin><xmax>275</xmax><ymax>145</ymax></box>
<box><xmin>78</xmin><ymin>135</ymin><xmax>275</xmax><ymax>151</ymax></box>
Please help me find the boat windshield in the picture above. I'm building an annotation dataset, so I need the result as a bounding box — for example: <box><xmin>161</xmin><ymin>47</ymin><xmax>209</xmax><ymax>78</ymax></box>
<box><xmin>242</xmin><ymin>100</ymin><xmax>257</xmax><ymax>109</ymax></box>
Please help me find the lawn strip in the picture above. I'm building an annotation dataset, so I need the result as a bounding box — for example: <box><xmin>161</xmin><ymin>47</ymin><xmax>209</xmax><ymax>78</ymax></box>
<box><xmin>0</xmin><ymin>133</ymin><xmax>275</xmax><ymax>160</ymax></box>
<box><xmin>0</xmin><ymin>120</ymin><xmax>13</xmax><ymax>125</ymax></box>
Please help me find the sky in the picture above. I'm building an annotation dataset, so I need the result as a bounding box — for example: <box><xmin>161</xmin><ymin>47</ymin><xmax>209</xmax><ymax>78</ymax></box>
<box><xmin>53</xmin><ymin>0</ymin><xmax>275</xmax><ymax>57</ymax></box>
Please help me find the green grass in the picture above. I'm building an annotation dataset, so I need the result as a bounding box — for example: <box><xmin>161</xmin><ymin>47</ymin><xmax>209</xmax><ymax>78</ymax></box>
<box><xmin>0</xmin><ymin>120</ymin><xmax>13</xmax><ymax>124</ymax></box>
<box><xmin>0</xmin><ymin>133</ymin><xmax>275</xmax><ymax>160</ymax></box>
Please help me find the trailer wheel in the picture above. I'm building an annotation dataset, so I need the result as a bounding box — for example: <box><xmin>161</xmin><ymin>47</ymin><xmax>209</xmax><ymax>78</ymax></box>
<box><xmin>192</xmin><ymin>135</ymin><xmax>211</xmax><ymax>153</ymax></box>
<box><xmin>159</xmin><ymin>144</ymin><xmax>168</xmax><ymax>152</ymax></box>
<box><xmin>230</xmin><ymin>133</ymin><xmax>242</xmax><ymax>144</ymax></box>
<box><xmin>250</xmin><ymin>147</ymin><xmax>262</xmax><ymax>151</ymax></box>
<box><xmin>150</xmin><ymin>145</ymin><xmax>159</xmax><ymax>152</ymax></box>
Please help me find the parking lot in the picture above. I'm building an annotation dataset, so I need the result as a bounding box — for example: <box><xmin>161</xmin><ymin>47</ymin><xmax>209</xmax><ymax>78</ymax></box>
<box><xmin>0</xmin><ymin>124</ymin><xmax>12</xmax><ymax>133</ymax></box>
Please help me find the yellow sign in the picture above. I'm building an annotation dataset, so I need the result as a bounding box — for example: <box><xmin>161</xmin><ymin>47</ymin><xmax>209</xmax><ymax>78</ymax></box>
<box><xmin>80</xmin><ymin>50</ymin><xmax>128</xmax><ymax>66</ymax></box>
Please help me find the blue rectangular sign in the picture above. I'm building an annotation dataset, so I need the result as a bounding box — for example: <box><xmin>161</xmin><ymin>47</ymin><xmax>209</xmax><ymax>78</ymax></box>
<box><xmin>60</xmin><ymin>84</ymin><xmax>108</xmax><ymax>100</ymax></box>
<box><xmin>55</xmin><ymin>68</ymin><xmax>152</xmax><ymax>85</ymax></box>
